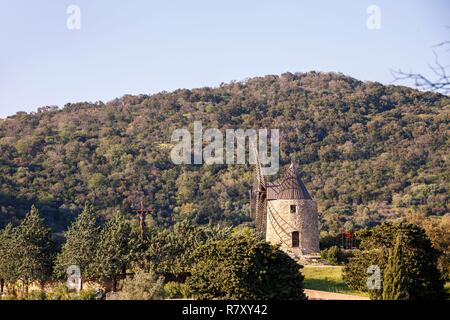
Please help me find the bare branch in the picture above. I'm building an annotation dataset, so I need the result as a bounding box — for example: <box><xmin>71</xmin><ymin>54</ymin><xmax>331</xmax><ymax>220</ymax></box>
<box><xmin>432</xmin><ymin>41</ymin><xmax>450</xmax><ymax>48</ymax></box>
<box><xmin>392</xmin><ymin>37</ymin><xmax>450</xmax><ymax>95</ymax></box>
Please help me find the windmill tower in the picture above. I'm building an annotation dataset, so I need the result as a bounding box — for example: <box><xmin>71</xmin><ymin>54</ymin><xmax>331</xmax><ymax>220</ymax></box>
<box><xmin>251</xmin><ymin>161</ymin><xmax>320</xmax><ymax>259</ymax></box>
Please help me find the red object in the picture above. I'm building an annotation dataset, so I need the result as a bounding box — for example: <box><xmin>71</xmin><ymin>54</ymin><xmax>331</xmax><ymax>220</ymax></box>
<box><xmin>340</xmin><ymin>229</ymin><xmax>357</xmax><ymax>249</ymax></box>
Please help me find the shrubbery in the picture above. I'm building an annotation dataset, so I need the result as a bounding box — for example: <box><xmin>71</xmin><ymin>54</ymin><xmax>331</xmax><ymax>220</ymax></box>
<box><xmin>320</xmin><ymin>246</ymin><xmax>352</xmax><ymax>265</ymax></box>
<box><xmin>112</xmin><ymin>269</ymin><xmax>165</xmax><ymax>300</ymax></box>
<box><xmin>186</xmin><ymin>230</ymin><xmax>306</xmax><ymax>300</ymax></box>
<box><xmin>147</xmin><ymin>220</ymin><xmax>232</xmax><ymax>281</ymax></box>
<box><xmin>164</xmin><ymin>282</ymin><xmax>191</xmax><ymax>299</ymax></box>
<box><xmin>343</xmin><ymin>222</ymin><xmax>445</xmax><ymax>300</ymax></box>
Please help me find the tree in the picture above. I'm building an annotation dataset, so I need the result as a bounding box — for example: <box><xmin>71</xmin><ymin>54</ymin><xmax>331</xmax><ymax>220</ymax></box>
<box><xmin>186</xmin><ymin>231</ymin><xmax>306</xmax><ymax>300</ymax></box>
<box><xmin>406</xmin><ymin>212</ymin><xmax>450</xmax><ymax>280</ymax></box>
<box><xmin>0</xmin><ymin>224</ymin><xmax>18</xmax><ymax>293</ymax></box>
<box><xmin>147</xmin><ymin>219</ymin><xmax>231</xmax><ymax>282</ymax></box>
<box><xmin>15</xmin><ymin>205</ymin><xmax>54</xmax><ymax>292</ymax></box>
<box><xmin>54</xmin><ymin>203</ymin><xmax>99</xmax><ymax>288</ymax></box>
<box><xmin>0</xmin><ymin>206</ymin><xmax>54</xmax><ymax>295</ymax></box>
<box><xmin>382</xmin><ymin>235</ymin><xmax>409</xmax><ymax>300</ymax></box>
<box><xmin>343</xmin><ymin>222</ymin><xmax>445</xmax><ymax>300</ymax></box>
<box><xmin>93</xmin><ymin>212</ymin><xmax>137</xmax><ymax>291</ymax></box>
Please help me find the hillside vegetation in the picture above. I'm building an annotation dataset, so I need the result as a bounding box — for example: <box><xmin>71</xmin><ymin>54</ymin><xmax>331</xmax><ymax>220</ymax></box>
<box><xmin>0</xmin><ymin>72</ymin><xmax>448</xmax><ymax>237</ymax></box>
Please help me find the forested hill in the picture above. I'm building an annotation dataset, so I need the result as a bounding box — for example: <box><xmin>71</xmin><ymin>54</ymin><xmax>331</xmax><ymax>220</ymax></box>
<box><xmin>0</xmin><ymin>72</ymin><xmax>448</xmax><ymax>236</ymax></box>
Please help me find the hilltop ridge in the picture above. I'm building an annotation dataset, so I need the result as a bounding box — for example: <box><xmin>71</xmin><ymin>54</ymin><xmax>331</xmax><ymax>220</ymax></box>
<box><xmin>0</xmin><ymin>72</ymin><xmax>448</xmax><ymax>237</ymax></box>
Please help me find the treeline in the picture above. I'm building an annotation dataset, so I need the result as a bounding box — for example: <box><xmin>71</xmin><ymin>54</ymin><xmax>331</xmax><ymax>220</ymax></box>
<box><xmin>0</xmin><ymin>205</ymin><xmax>305</xmax><ymax>300</ymax></box>
<box><xmin>0</xmin><ymin>204</ymin><xmax>217</xmax><ymax>294</ymax></box>
<box><xmin>0</xmin><ymin>72</ymin><xmax>448</xmax><ymax>236</ymax></box>
<box><xmin>1</xmin><ymin>205</ymin><xmax>446</xmax><ymax>300</ymax></box>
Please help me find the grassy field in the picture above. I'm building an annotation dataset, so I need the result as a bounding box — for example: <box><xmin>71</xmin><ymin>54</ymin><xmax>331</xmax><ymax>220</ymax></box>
<box><xmin>302</xmin><ymin>266</ymin><xmax>449</xmax><ymax>299</ymax></box>
<box><xmin>302</xmin><ymin>266</ymin><xmax>368</xmax><ymax>297</ymax></box>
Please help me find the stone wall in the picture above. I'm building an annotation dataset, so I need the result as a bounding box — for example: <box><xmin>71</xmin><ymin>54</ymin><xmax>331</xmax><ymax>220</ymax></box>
<box><xmin>266</xmin><ymin>199</ymin><xmax>320</xmax><ymax>257</ymax></box>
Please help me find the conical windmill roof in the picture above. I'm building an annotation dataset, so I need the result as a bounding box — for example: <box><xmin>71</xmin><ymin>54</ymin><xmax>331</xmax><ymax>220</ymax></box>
<box><xmin>266</xmin><ymin>163</ymin><xmax>312</xmax><ymax>200</ymax></box>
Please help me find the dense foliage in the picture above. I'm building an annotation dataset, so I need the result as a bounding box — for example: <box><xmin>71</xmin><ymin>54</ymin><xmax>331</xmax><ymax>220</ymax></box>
<box><xmin>320</xmin><ymin>245</ymin><xmax>352</xmax><ymax>265</ymax></box>
<box><xmin>186</xmin><ymin>230</ymin><xmax>306</xmax><ymax>300</ymax></box>
<box><xmin>405</xmin><ymin>212</ymin><xmax>450</xmax><ymax>279</ymax></box>
<box><xmin>54</xmin><ymin>204</ymin><xmax>99</xmax><ymax>283</ymax></box>
<box><xmin>0</xmin><ymin>206</ymin><xmax>54</xmax><ymax>294</ymax></box>
<box><xmin>0</xmin><ymin>72</ymin><xmax>448</xmax><ymax>239</ymax></box>
<box><xmin>343</xmin><ymin>222</ymin><xmax>445</xmax><ymax>300</ymax></box>
<box><xmin>93</xmin><ymin>212</ymin><xmax>140</xmax><ymax>291</ymax></box>
<box><xmin>0</xmin><ymin>205</ymin><xmax>258</xmax><ymax>299</ymax></box>
<box><xmin>382</xmin><ymin>235</ymin><xmax>409</xmax><ymax>300</ymax></box>
<box><xmin>147</xmin><ymin>219</ymin><xmax>232</xmax><ymax>281</ymax></box>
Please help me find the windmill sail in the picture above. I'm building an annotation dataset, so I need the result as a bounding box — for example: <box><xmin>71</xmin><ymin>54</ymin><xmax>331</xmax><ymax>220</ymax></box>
<box><xmin>251</xmin><ymin>144</ymin><xmax>267</xmax><ymax>235</ymax></box>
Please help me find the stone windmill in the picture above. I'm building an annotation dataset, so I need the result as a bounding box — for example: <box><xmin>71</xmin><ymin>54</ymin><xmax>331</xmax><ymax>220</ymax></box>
<box><xmin>251</xmin><ymin>159</ymin><xmax>320</xmax><ymax>260</ymax></box>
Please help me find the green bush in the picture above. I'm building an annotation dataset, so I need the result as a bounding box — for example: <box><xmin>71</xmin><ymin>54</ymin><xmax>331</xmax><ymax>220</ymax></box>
<box><xmin>46</xmin><ymin>284</ymin><xmax>99</xmax><ymax>300</ymax></box>
<box><xmin>115</xmin><ymin>269</ymin><xmax>165</xmax><ymax>300</ymax></box>
<box><xmin>25</xmin><ymin>290</ymin><xmax>47</xmax><ymax>300</ymax></box>
<box><xmin>321</xmin><ymin>246</ymin><xmax>340</xmax><ymax>265</ymax></box>
<box><xmin>164</xmin><ymin>282</ymin><xmax>191</xmax><ymax>299</ymax></box>
<box><xmin>321</xmin><ymin>246</ymin><xmax>353</xmax><ymax>265</ymax></box>
<box><xmin>186</xmin><ymin>231</ymin><xmax>306</xmax><ymax>300</ymax></box>
<box><xmin>75</xmin><ymin>288</ymin><xmax>99</xmax><ymax>300</ymax></box>
<box><xmin>47</xmin><ymin>284</ymin><xmax>71</xmax><ymax>300</ymax></box>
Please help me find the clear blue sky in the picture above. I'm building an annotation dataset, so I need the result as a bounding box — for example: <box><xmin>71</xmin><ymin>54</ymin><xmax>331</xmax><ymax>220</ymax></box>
<box><xmin>0</xmin><ymin>0</ymin><xmax>448</xmax><ymax>118</ymax></box>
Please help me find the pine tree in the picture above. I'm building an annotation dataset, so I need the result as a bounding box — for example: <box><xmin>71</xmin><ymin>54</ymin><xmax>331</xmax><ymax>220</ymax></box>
<box><xmin>54</xmin><ymin>203</ymin><xmax>99</xmax><ymax>289</ymax></box>
<box><xmin>0</xmin><ymin>224</ymin><xmax>18</xmax><ymax>293</ymax></box>
<box><xmin>0</xmin><ymin>207</ymin><xmax>54</xmax><ymax>295</ymax></box>
<box><xmin>382</xmin><ymin>235</ymin><xmax>409</xmax><ymax>300</ymax></box>
<box><xmin>94</xmin><ymin>212</ymin><xmax>136</xmax><ymax>291</ymax></box>
<box><xmin>15</xmin><ymin>205</ymin><xmax>55</xmax><ymax>292</ymax></box>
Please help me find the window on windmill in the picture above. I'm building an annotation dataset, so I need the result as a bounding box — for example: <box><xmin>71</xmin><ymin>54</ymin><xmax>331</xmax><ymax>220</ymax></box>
<box><xmin>290</xmin><ymin>205</ymin><xmax>297</xmax><ymax>214</ymax></box>
<box><xmin>292</xmin><ymin>231</ymin><xmax>300</xmax><ymax>247</ymax></box>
